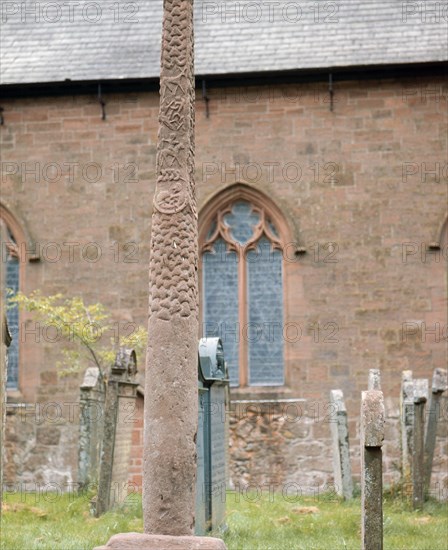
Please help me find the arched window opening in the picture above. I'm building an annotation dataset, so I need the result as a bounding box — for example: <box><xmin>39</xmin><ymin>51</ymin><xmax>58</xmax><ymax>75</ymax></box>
<box><xmin>1</xmin><ymin>223</ymin><xmax>19</xmax><ymax>390</ymax></box>
<box><xmin>201</xmin><ymin>198</ymin><xmax>286</xmax><ymax>388</ymax></box>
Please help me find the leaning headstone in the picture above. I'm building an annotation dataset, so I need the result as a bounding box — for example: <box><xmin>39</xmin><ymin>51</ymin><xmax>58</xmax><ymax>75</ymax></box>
<box><xmin>78</xmin><ymin>367</ymin><xmax>106</xmax><ymax>490</ymax></box>
<box><xmin>95</xmin><ymin>349</ymin><xmax>138</xmax><ymax>516</ymax></box>
<box><xmin>400</xmin><ymin>370</ymin><xmax>414</xmax><ymax>484</ymax></box>
<box><xmin>0</xmin><ymin>314</ymin><xmax>11</xmax><ymax>514</ymax></box>
<box><xmin>424</xmin><ymin>368</ymin><xmax>447</xmax><ymax>494</ymax></box>
<box><xmin>329</xmin><ymin>389</ymin><xmax>353</xmax><ymax>499</ymax></box>
<box><xmin>95</xmin><ymin>0</ymin><xmax>226</xmax><ymax>547</ymax></box>
<box><xmin>368</xmin><ymin>369</ymin><xmax>381</xmax><ymax>390</ymax></box>
<box><xmin>361</xmin><ymin>389</ymin><xmax>385</xmax><ymax>550</ymax></box>
<box><xmin>412</xmin><ymin>378</ymin><xmax>428</xmax><ymax>510</ymax></box>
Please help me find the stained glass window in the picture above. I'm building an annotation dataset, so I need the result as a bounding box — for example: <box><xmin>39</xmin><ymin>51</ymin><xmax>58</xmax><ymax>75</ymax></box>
<box><xmin>201</xmin><ymin>199</ymin><xmax>284</xmax><ymax>387</ymax></box>
<box><xmin>4</xmin><ymin>227</ymin><xmax>19</xmax><ymax>390</ymax></box>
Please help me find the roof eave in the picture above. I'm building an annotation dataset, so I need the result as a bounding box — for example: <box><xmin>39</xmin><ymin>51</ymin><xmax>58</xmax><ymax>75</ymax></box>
<box><xmin>0</xmin><ymin>60</ymin><xmax>446</xmax><ymax>98</ymax></box>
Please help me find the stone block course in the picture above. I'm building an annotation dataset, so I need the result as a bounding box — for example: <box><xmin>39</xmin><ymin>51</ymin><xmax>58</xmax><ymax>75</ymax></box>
<box><xmin>1</xmin><ymin>76</ymin><xmax>446</xmax><ymax>495</ymax></box>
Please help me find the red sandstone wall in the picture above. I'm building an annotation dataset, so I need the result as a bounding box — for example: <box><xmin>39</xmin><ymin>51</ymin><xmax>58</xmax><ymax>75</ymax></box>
<box><xmin>1</xmin><ymin>77</ymin><xmax>446</xmax><ymax>494</ymax></box>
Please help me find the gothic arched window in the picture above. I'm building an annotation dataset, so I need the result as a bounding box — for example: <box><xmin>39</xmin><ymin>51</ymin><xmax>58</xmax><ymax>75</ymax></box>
<box><xmin>1</xmin><ymin>222</ymin><xmax>19</xmax><ymax>390</ymax></box>
<box><xmin>200</xmin><ymin>192</ymin><xmax>288</xmax><ymax>388</ymax></box>
<box><xmin>0</xmin><ymin>204</ymin><xmax>37</xmax><ymax>392</ymax></box>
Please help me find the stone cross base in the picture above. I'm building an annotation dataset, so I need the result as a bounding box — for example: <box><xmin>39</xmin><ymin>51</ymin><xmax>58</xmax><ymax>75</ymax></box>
<box><xmin>93</xmin><ymin>532</ymin><xmax>227</xmax><ymax>550</ymax></box>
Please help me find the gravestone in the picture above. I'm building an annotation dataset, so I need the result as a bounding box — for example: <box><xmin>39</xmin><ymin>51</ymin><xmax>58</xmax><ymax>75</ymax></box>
<box><xmin>195</xmin><ymin>378</ymin><xmax>208</xmax><ymax>535</ymax></box>
<box><xmin>95</xmin><ymin>0</ymin><xmax>226</xmax><ymax>547</ymax></box>
<box><xmin>412</xmin><ymin>378</ymin><xmax>428</xmax><ymax>510</ymax></box>
<box><xmin>424</xmin><ymin>368</ymin><xmax>447</xmax><ymax>494</ymax></box>
<box><xmin>329</xmin><ymin>389</ymin><xmax>353</xmax><ymax>499</ymax></box>
<box><xmin>95</xmin><ymin>349</ymin><xmax>138</xmax><ymax>516</ymax></box>
<box><xmin>0</xmin><ymin>314</ymin><xmax>11</xmax><ymax>514</ymax></box>
<box><xmin>400</xmin><ymin>370</ymin><xmax>414</xmax><ymax>484</ymax></box>
<box><xmin>368</xmin><ymin>369</ymin><xmax>381</xmax><ymax>391</ymax></box>
<box><xmin>361</xmin><ymin>389</ymin><xmax>385</xmax><ymax>550</ymax></box>
<box><xmin>197</xmin><ymin>338</ymin><xmax>228</xmax><ymax>532</ymax></box>
<box><xmin>78</xmin><ymin>366</ymin><xmax>106</xmax><ymax>490</ymax></box>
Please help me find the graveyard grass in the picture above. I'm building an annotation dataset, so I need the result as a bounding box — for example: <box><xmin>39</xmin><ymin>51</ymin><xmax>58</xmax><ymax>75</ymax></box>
<box><xmin>1</xmin><ymin>490</ymin><xmax>447</xmax><ymax>550</ymax></box>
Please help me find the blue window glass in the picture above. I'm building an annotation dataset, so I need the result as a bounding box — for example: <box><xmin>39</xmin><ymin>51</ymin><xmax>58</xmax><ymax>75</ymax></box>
<box><xmin>247</xmin><ymin>238</ymin><xmax>284</xmax><ymax>385</ymax></box>
<box><xmin>223</xmin><ymin>201</ymin><xmax>260</xmax><ymax>245</ymax></box>
<box><xmin>5</xmin><ymin>240</ymin><xmax>19</xmax><ymax>390</ymax></box>
<box><xmin>203</xmin><ymin>239</ymin><xmax>239</xmax><ymax>386</ymax></box>
<box><xmin>202</xmin><ymin>199</ymin><xmax>285</xmax><ymax>387</ymax></box>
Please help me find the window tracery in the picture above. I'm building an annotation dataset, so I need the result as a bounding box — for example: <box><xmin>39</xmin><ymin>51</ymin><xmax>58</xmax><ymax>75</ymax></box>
<box><xmin>201</xmin><ymin>199</ymin><xmax>285</xmax><ymax>387</ymax></box>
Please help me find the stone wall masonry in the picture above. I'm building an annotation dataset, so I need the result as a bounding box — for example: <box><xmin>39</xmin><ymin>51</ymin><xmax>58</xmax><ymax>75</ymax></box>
<box><xmin>3</xmin><ymin>370</ymin><xmax>84</xmax><ymax>494</ymax></box>
<box><xmin>131</xmin><ymin>394</ymin><xmax>448</xmax><ymax>500</ymax></box>
<box><xmin>1</xmin><ymin>76</ymin><xmax>447</xmax><ymax>494</ymax></box>
<box><xmin>225</xmin><ymin>396</ymin><xmax>447</xmax><ymax>498</ymax></box>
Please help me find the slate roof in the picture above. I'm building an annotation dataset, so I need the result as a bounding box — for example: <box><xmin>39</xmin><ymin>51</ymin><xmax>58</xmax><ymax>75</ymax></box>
<box><xmin>1</xmin><ymin>0</ymin><xmax>447</xmax><ymax>85</ymax></box>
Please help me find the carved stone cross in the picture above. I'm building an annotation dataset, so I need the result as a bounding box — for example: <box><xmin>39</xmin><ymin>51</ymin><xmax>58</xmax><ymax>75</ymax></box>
<box><xmin>143</xmin><ymin>0</ymin><xmax>198</xmax><ymax>536</ymax></box>
<box><xmin>95</xmin><ymin>2</ymin><xmax>226</xmax><ymax>547</ymax></box>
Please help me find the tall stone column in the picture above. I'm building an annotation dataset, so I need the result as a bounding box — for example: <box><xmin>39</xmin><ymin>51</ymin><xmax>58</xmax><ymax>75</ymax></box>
<box><xmin>143</xmin><ymin>0</ymin><xmax>198</xmax><ymax>536</ymax></box>
<box><xmin>94</xmin><ymin>1</ymin><xmax>227</xmax><ymax>547</ymax></box>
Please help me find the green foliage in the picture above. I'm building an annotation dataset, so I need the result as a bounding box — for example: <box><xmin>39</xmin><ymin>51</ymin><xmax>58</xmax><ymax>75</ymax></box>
<box><xmin>9</xmin><ymin>290</ymin><xmax>147</xmax><ymax>376</ymax></box>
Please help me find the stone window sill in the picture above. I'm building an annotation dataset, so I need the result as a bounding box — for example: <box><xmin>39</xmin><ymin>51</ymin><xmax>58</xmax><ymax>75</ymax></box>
<box><xmin>229</xmin><ymin>386</ymin><xmax>303</xmax><ymax>403</ymax></box>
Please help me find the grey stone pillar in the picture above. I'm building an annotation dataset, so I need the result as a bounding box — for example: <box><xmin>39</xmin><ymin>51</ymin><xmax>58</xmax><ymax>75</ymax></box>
<box><xmin>400</xmin><ymin>370</ymin><xmax>414</xmax><ymax>484</ymax></box>
<box><xmin>412</xmin><ymin>378</ymin><xmax>428</xmax><ymax>510</ymax></box>
<box><xmin>361</xmin><ymin>389</ymin><xmax>385</xmax><ymax>550</ymax></box>
<box><xmin>95</xmin><ymin>349</ymin><xmax>138</xmax><ymax>516</ymax></box>
<box><xmin>143</xmin><ymin>0</ymin><xmax>199</xmax><ymax>538</ymax></box>
<box><xmin>78</xmin><ymin>367</ymin><xmax>106</xmax><ymax>490</ymax></box>
<box><xmin>95</xmin><ymin>0</ymin><xmax>227</xmax><ymax>545</ymax></box>
<box><xmin>424</xmin><ymin>368</ymin><xmax>447</xmax><ymax>494</ymax></box>
<box><xmin>0</xmin><ymin>315</ymin><xmax>11</xmax><ymax>514</ymax></box>
<box><xmin>330</xmin><ymin>389</ymin><xmax>353</xmax><ymax>499</ymax></box>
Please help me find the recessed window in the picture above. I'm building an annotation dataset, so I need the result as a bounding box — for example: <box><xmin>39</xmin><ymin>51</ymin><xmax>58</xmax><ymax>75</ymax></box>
<box><xmin>201</xmin><ymin>199</ymin><xmax>285</xmax><ymax>387</ymax></box>
<box><xmin>3</xmin><ymin>226</ymin><xmax>19</xmax><ymax>390</ymax></box>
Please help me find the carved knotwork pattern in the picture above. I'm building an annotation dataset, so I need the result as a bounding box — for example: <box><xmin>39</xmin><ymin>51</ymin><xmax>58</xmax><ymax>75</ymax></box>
<box><xmin>149</xmin><ymin>209</ymin><xmax>198</xmax><ymax>320</ymax></box>
<box><xmin>150</xmin><ymin>0</ymin><xmax>197</xmax><ymax>320</ymax></box>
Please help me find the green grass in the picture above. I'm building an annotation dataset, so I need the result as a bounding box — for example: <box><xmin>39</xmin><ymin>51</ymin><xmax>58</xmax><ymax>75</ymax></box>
<box><xmin>1</xmin><ymin>491</ymin><xmax>447</xmax><ymax>550</ymax></box>
<box><xmin>1</xmin><ymin>491</ymin><xmax>142</xmax><ymax>550</ymax></box>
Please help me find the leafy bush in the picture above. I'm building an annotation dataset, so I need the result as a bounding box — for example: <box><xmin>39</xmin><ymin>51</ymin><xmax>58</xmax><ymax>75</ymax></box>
<box><xmin>9</xmin><ymin>290</ymin><xmax>147</xmax><ymax>377</ymax></box>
